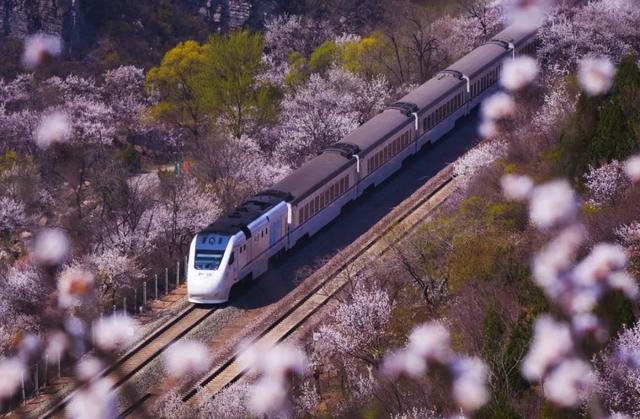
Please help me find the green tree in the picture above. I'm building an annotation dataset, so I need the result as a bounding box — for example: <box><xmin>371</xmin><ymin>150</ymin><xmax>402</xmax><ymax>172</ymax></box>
<box><xmin>145</xmin><ymin>40</ymin><xmax>209</xmax><ymax>143</ymax></box>
<box><xmin>589</xmin><ymin>55</ymin><xmax>640</xmax><ymax>162</ymax></box>
<box><xmin>146</xmin><ymin>32</ymin><xmax>280</xmax><ymax>141</ymax></box>
<box><xmin>201</xmin><ymin>31</ymin><xmax>279</xmax><ymax>138</ymax></box>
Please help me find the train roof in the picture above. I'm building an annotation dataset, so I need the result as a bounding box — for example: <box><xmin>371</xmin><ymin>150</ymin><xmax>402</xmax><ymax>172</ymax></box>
<box><xmin>492</xmin><ymin>25</ymin><xmax>538</xmax><ymax>48</ymax></box>
<box><xmin>399</xmin><ymin>75</ymin><xmax>464</xmax><ymax>114</ymax></box>
<box><xmin>271</xmin><ymin>150</ymin><xmax>354</xmax><ymax>204</ymax></box>
<box><xmin>339</xmin><ymin>109</ymin><xmax>413</xmax><ymax>155</ymax></box>
<box><xmin>448</xmin><ymin>42</ymin><xmax>509</xmax><ymax>79</ymax></box>
<box><xmin>201</xmin><ymin>190</ymin><xmax>290</xmax><ymax>238</ymax></box>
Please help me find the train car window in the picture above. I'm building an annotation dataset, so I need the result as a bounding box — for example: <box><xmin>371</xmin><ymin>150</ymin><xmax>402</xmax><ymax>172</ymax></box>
<box><xmin>320</xmin><ymin>193</ymin><xmax>325</xmax><ymax>208</ymax></box>
<box><xmin>229</xmin><ymin>252</ymin><xmax>234</xmax><ymax>265</ymax></box>
<box><xmin>298</xmin><ymin>208</ymin><xmax>303</xmax><ymax>224</ymax></box>
<box><xmin>345</xmin><ymin>175</ymin><xmax>350</xmax><ymax>189</ymax></box>
<box><xmin>314</xmin><ymin>196</ymin><xmax>320</xmax><ymax>212</ymax></box>
<box><xmin>304</xmin><ymin>204</ymin><xmax>309</xmax><ymax>220</ymax></box>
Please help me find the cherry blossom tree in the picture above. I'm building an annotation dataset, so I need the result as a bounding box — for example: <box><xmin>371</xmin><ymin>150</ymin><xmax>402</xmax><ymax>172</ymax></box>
<box><xmin>595</xmin><ymin>322</ymin><xmax>640</xmax><ymax>417</ymax></box>
<box><xmin>275</xmin><ymin>68</ymin><xmax>390</xmax><ymax>166</ymax></box>
<box><xmin>264</xmin><ymin>14</ymin><xmax>334</xmax><ymax>64</ymax></box>
<box><xmin>583</xmin><ymin>160</ymin><xmax>630</xmax><ymax>207</ymax></box>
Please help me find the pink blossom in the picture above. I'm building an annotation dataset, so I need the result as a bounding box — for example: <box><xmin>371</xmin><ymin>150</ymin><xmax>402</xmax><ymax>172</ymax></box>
<box><xmin>572</xmin><ymin>243</ymin><xmax>627</xmax><ymax>286</ymax></box>
<box><xmin>501</xmin><ymin>174</ymin><xmax>534</xmax><ymax>201</ymax></box>
<box><xmin>478</xmin><ymin>119</ymin><xmax>497</xmax><ymax>139</ymax></box>
<box><xmin>75</xmin><ymin>356</ymin><xmax>104</xmax><ymax>382</ymax></box>
<box><xmin>247</xmin><ymin>376</ymin><xmax>288</xmax><ymax>417</ymax></box>
<box><xmin>543</xmin><ymin>358</ymin><xmax>595</xmax><ymax>407</ymax></box>
<box><xmin>407</xmin><ymin>322</ymin><xmax>453</xmax><ymax>364</ymax></box>
<box><xmin>22</xmin><ymin>33</ymin><xmax>62</xmax><ymax>69</ymax></box>
<box><xmin>35</xmin><ymin>111</ymin><xmax>71</xmax><ymax>148</ymax></box>
<box><xmin>0</xmin><ymin>357</ymin><xmax>25</xmax><ymax>399</ymax></box>
<box><xmin>623</xmin><ymin>155</ymin><xmax>640</xmax><ymax>182</ymax></box>
<box><xmin>44</xmin><ymin>331</ymin><xmax>69</xmax><ymax>362</ymax></box>
<box><xmin>93</xmin><ymin>315</ymin><xmax>138</xmax><ymax>351</ymax></box>
<box><xmin>66</xmin><ymin>378</ymin><xmax>116</xmax><ymax>419</ymax></box>
<box><xmin>58</xmin><ymin>267</ymin><xmax>95</xmax><ymax>308</ymax></box>
<box><xmin>522</xmin><ymin>316</ymin><xmax>573</xmax><ymax>381</ymax></box>
<box><xmin>451</xmin><ymin>357</ymin><xmax>489</xmax><ymax>413</ymax></box>
<box><xmin>163</xmin><ymin>340</ymin><xmax>211</xmax><ymax>378</ymax></box>
<box><xmin>481</xmin><ymin>92</ymin><xmax>515</xmax><ymax>121</ymax></box>
<box><xmin>529</xmin><ymin>180</ymin><xmax>577</xmax><ymax>230</ymax></box>
<box><xmin>500</xmin><ymin>56</ymin><xmax>539</xmax><ymax>91</ymax></box>
<box><xmin>381</xmin><ymin>350</ymin><xmax>427</xmax><ymax>379</ymax></box>
<box><xmin>578</xmin><ymin>56</ymin><xmax>616</xmax><ymax>96</ymax></box>
<box><xmin>505</xmin><ymin>0</ymin><xmax>550</xmax><ymax>31</ymax></box>
<box><xmin>33</xmin><ymin>228</ymin><xmax>69</xmax><ymax>266</ymax></box>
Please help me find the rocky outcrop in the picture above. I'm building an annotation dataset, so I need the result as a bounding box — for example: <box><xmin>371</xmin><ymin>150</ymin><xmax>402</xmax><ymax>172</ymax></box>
<box><xmin>1</xmin><ymin>0</ymin><xmax>67</xmax><ymax>37</ymax></box>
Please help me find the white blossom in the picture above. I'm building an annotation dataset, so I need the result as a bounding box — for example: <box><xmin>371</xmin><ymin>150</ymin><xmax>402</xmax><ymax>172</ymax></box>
<box><xmin>522</xmin><ymin>316</ymin><xmax>574</xmax><ymax>381</ymax></box>
<box><xmin>478</xmin><ymin>119</ymin><xmax>497</xmax><ymax>139</ymax></box>
<box><xmin>544</xmin><ymin>358</ymin><xmax>595</xmax><ymax>407</ymax></box>
<box><xmin>501</xmin><ymin>174</ymin><xmax>534</xmax><ymax>201</ymax></box>
<box><xmin>578</xmin><ymin>56</ymin><xmax>616</xmax><ymax>96</ymax></box>
<box><xmin>35</xmin><ymin>111</ymin><xmax>71</xmax><ymax>148</ymax></box>
<box><xmin>453</xmin><ymin>139</ymin><xmax>507</xmax><ymax>180</ymax></box>
<box><xmin>500</xmin><ymin>56</ymin><xmax>539</xmax><ymax>91</ymax></box>
<box><xmin>451</xmin><ymin>357</ymin><xmax>489</xmax><ymax>413</ymax></box>
<box><xmin>44</xmin><ymin>331</ymin><xmax>69</xmax><ymax>362</ymax></box>
<box><xmin>616</xmin><ymin>221</ymin><xmax>640</xmax><ymax>254</ymax></box>
<box><xmin>529</xmin><ymin>180</ymin><xmax>577</xmax><ymax>230</ymax></box>
<box><xmin>584</xmin><ymin>161</ymin><xmax>628</xmax><ymax>206</ymax></box>
<box><xmin>481</xmin><ymin>92</ymin><xmax>515</xmax><ymax>121</ymax></box>
<box><xmin>0</xmin><ymin>197</ymin><xmax>28</xmax><ymax>231</ymax></box>
<box><xmin>623</xmin><ymin>155</ymin><xmax>640</xmax><ymax>182</ymax></box>
<box><xmin>163</xmin><ymin>340</ymin><xmax>211</xmax><ymax>378</ymax></box>
<box><xmin>33</xmin><ymin>227</ymin><xmax>69</xmax><ymax>266</ymax></box>
<box><xmin>93</xmin><ymin>315</ymin><xmax>138</xmax><ymax>351</ymax></box>
<box><xmin>0</xmin><ymin>357</ymin><xmax>25</xmax><ymax>399</ymax></box>
<box><xmin>22</xmin><ymin>33</ymin><xmax>62</xmax><ymax>69</ymax></box>
<box><xmin>66</xmin><ymin>378</ymin><xmax>116</xmax><ymax>419</ymax></box>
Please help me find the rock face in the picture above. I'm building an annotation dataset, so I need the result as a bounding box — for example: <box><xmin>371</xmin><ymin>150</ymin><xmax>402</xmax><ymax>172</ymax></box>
<box><xmin>0</xmin><ymin>0</ymin><xmax>283</xmax><ymax>52</ymax></box>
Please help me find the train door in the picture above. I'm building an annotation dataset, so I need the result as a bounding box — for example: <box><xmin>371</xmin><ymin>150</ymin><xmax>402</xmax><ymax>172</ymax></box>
<box><xmin>270</xmin><ymin>216</ymin><xmax>282</xmax><ymax>247</ymax></box>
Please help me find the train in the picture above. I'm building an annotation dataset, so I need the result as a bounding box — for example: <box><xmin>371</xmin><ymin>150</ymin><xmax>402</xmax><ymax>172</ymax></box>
<box><xmin>187</xmin><ymin>24</ymin><xmax>538</xmax><ymax>304</ymax></box>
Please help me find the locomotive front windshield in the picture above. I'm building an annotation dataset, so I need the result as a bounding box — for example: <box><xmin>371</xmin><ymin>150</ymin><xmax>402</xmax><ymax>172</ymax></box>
<box><xmin>194</xmin><ymin>233</ymin><xmax>230</xmax><ymax>270</ymax></box>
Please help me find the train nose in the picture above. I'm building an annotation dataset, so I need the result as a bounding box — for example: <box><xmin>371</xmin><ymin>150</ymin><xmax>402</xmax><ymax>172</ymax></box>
<box><xmin>187</xmin><ymin>271</ymin><xmax>230</xmax><ymax>303</ymax></box>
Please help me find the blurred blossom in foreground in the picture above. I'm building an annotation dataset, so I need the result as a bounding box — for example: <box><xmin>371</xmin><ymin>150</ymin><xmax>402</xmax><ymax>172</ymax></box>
<box><xmin>572</xmin><ymin>243</ymin><xmax>627</xmax><ymax>286</ymax></box>
<box><xmin>33</xmin><ymin>227</ymin><xmax>69</xmax><ymax>266</ymax></box>
<box><xmin>239</xmin><ymin>342</ymin><xmax>308</xmax><ymax>417</ymax></box>
<box><xmin>45</xmin><ymin>331</ymin><xmax>69</xmax><ymax>362</ymax></box>
<box><xmin>451</xmin><ymin>357</ymin><xmax>489</xmax><ymax>413</ymax></box>
<box><xmin>478</xmin><ymin>120</ymin><xmax>497</xmax><ymax>139</ymax></box>
<box><xmin>623</xmin><ymin>154</ymin><xmax>640</xmax><ymax>182</ymax></box>
<box><xmin>58</xmin><ymin>267</ymin><xmax>95</xmax><ymax>308</ymax></box>
<box><xmin>543</xmin><ymin>358</ymin><xmax>595</xmax><ymax>407</ymax></box>
<box><xmin>528</xmin><ymin>180</ymin><xmax>577</xmax><ymax>230</ymax></box>
<box><xmin>505</xmin><ymin>0</ymin><xmax>550</xmax><ymax>31</ymax></box>
<box><xmin>163</xmin><ymin>340</ymin><xmax>211</xmax><ymax>378</ymax></box>
<box><xmin>578</xmin><ymin>57</ymin><xmax>616</xmax><ymax>96</ymax></box>
<box><xmin>94</xmin><ymin>315</ymin><xmax>138</xmax><ymax>351</ymax></box>
<box><xmin>35</xmin><ymin>111</ymin><xmax>71</xmax><ymax>148</ymax></box>
<box><xmin>481</xmin><ymin>92</ymin><xmax>515</xmax><ymax>121</ymax></box>
<box><xmin>407</xmin><ymin>322</ymin><xmax>452</xmax><ymax>364</ymax></box>
<box><xmin>501</xmin><ymin>56</ymin><xmax>539</xmax><ymax>91</ymax></box>
<box><xmin>66</xmin><ymin>378</ymin><xmax>116</xmax><ymax>419</ymax></box>
<box><xmin>381</xmin><ymin>322</ymin><xmax>489</xmax><ymax>414</ymax></box>
<box><xmin>22</xmin><ymin>33</ymin><xmax>62</xmax><ymax>69</ymax></box>
<box><xmin>500</xmin><ymin>174</ymin><xmax>534</xmax><ymax>201</ymax></box>
<box><xmin>76</xmin><ymin>356</ymin><xmax>104</xmax><ymax>382</ymax></box>
<box><xmin>522</xmin><ymin>316</ymin><xmax>573</xmax><ymax>381</ymax></box>
<box><xmin>248</xmin><ymin>377</ymin><xmax>288</xmax><ymax>417</ymax></box>
<box><xmin>0</xmin><ymin>357</ymin><xmax>25</xmax><ymax>400</ymax></box>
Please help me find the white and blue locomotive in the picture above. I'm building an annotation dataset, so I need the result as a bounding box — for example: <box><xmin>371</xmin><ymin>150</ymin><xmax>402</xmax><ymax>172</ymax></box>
<box><xmin>187</xmin><ymin>24</ymin><xmax>538</xmax><ymax>304</ymax></box>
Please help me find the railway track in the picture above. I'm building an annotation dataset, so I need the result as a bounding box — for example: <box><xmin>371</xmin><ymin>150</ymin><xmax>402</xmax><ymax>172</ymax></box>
<box><xmin>119</xmin><ymin>168</ymin><xmax>459</xmax><ymax>416</ymax></box>
<box><xmin>39</xmin><ymin>305</ymin><xmax>218</xmax><ymax>418</ymax></box>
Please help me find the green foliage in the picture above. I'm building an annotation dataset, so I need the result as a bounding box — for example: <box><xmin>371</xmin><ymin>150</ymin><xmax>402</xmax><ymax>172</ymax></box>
<box><xmin>146</xmin><ymin>31</ymin><xmax>280</xmax><ymax>140</ymax></box>
<box><xmin>308</xmin><ymin>41</ymin><xmax>341</xmax><ymax>75</ymax></box>
<box><xmin>476</xmin><ymin>396</ymin><xmax>520</xmax><ymax>419</ymax></box>
<box><xmin>481</xmin><ymin>303</ymin><xmax>506</xmax><ymax>361</ymax></box>
<box><xmin>590</xmin><ymin>55</ymin><xmax>640</xmax><ymax>162</ymax></box>
<box><xmin>341</xmin><ymin>34</ymin><xmax>388</xmax><ymax>77</ymax></box>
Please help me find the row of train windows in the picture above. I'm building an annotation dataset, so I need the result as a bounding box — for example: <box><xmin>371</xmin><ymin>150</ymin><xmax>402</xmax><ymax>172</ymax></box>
<box><xmin>519</xmin><ymin>42</ymin><xmax>537</xmax><ymax>56</ymax></box>
<box><xmin>423</xmin><ymin>93</ymin><xmax>464</xmax><ymax>132</ymax></box>
<box><xmin>298</xmin><ymin>175</ymin><xmax>350</xmax><ymax>224</ymax></box>
<box><xmin>471</xmin><ymin>66</ymin><xmax>500</xmax><ymax>98</ymax></box>
<box><xmin>367</xmin><ymin>131</ymin><xmax>412</xmax><ymax>173</ymax></box>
